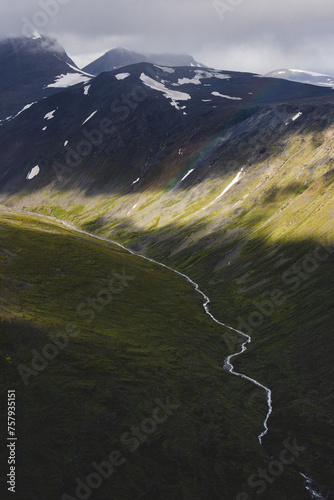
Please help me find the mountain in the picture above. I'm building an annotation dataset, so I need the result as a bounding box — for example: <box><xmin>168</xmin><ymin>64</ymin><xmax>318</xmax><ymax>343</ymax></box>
<box><xmin>0</xmin><ymin>62</ymin><xmax>332</xmax><ymax>196</ymax></box>
<box><xmin>83</xmin><ymin>47</ymin><xmax>204</xmax><ymax>75</ymax></box>
<box><xmin>266</xmin><ymin>68</ymin><xmax>334</xmax><ymax>87</ymax></box>
<box><xmin>1</xmin><ymin>52</ymin><xmax>334</xmax><ymax>499</ymax></box>
<box><xmin>0</xmin><ymin>35</ymin><xmax>92</xmax><ymax>120</ymax></box>
<box><xmin>148</xmin><ymin>51</ymin><xmax>205</xmax><ymax>67</ymax></box>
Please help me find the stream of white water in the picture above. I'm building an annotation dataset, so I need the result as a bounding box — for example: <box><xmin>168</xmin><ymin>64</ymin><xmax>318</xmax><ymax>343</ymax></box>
<box><xmin>56</xmin><ymin>217</ymin><xmax>273</xmax><ymax>442</ymax></box>
<box><xmin>19</xmin><ymin>210</ymin><xmax>328</xmax><ymax>498</ymax></box>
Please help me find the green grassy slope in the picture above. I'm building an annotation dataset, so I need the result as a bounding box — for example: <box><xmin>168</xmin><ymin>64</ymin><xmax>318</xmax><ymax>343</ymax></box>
<box><xmin>0</xmin><ymin>211</ymin><xmax>311</xmax><ymax>499</ymax></box>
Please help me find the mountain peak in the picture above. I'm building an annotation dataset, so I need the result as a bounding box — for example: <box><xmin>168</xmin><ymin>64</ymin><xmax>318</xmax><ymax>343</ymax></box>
<box><xmin>30</xmin><ymin>30</ymin><xmax>42</xmax><ymax>40</ymax></box>
<box><xmin>83</xmin><ymin>47</ymin><xmax>204</xmax><ymax>75</ymax></box>
<box><xmin>3</xmin><ymin>33</ymin><xmax>68</xmax><ymax>57</ymax></box>
<box><xmin>0</xmin><ymin>35</ymin><xmax>91</xmax><ymax>120</ymax></box>
<box><xmin>266</xmin><ymin>68</ymin><xmax>334</xmax><ymax>87</ymax></box>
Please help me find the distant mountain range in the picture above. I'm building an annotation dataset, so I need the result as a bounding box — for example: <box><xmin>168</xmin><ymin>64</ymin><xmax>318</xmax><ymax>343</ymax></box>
<box><xmin>266</xmin><ymin>68</ymin><xmax>334</xmax><ymax>87</ymax></box>
<box><xmin>83</xmin><ymin>47</ymin><xmax>205</xmax><ymax>75</ymax></box>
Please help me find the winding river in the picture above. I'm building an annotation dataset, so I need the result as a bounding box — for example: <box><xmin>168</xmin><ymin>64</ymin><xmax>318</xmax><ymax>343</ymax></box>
<box><xmin>19</xmin><ymin>210</ymin><xmax>327</xmax><ymax>499</ymax></box>
<box><xmin>56</xmin><ymin>216</ymin><xmax>273</xmax><ymax>443</ymax></box>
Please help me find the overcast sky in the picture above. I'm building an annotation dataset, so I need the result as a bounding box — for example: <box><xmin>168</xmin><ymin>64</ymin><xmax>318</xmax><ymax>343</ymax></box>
<box><xmin>2</xmin><ymin>0</ymin><xmax>334</xmax><ymax>74</ymax></box>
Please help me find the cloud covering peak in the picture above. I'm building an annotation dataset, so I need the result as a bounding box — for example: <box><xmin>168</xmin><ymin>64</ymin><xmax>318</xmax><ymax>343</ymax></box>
<box><xmin>1</xmin><ymin>0</ymin><xmax>334</xmax><ymax>75</ymax></box>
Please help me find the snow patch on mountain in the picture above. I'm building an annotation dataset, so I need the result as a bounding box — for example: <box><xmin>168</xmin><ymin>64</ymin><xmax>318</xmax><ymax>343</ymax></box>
<box><xmin>292</xmin><ymin>111</ymin><xmax>302</xmax><ymax>121</ymax></box>
<box><xmin>115</xmin><ymin>73</ymin><xmax>130</xmax><ymax>80</ymax></box>
<box><xmin>140</xmin><ymin>73</ymin><xmax>191</xmax><ymax>110</ymax></box>
<box><xmin>26</xmin><ymin>165</ymin><xmax>40</xmax><ymax>180</ymax></box>
<box><xmin>181</xmin><ymin>169</ymin><xmax>195</xmax><ymax>182</ymax></box>
<box><xmin>31</xmin><ymin>31</ymin><xmax>42</xmax><ymax>40</ymax></box>
<box><xmin>66</xmin><ymin>63</ymin><xmax>93</xmax><ymax>77</ymax></box>
<box><xmin>215</xmin><ymin>169</ymin><xmax>243</xmax><ymax>200</ymax></box>
<box><xmin>289</xmin><ymin>69</ymin><xmax>328</xmax><ymax>77</ymax></box>
<box><xmin>285</xmin><ymin>111</ymin><xmax>303</xmax><ymax>125</ymax></box>
<box><xmin>177</xmin><ymin>70</ymin><xmax>230</xmax><ymax>86</ymax></box>
<box><xmin>211</xmin><ymin>91</ymin><xmax>242</xmax><ymax>100</ymax></box>
<box><xmin>5</xmin><ymin>102</ymin><xmax>37</xmax><ymax>122</ymax></box>
<box><xmin>177</xmin><ymin>75</ymin><xmax>202</xmax><ymax>85</ymax></box>
<box><xmin>44</xmin><ymin>109</ymin><xmax>57</xmax><ymax>120</ymax></box>
<box><xmin>127</xmin><ymin>202</ymin><xmax>139</xmax><ymax>215</ymax></box>
<box><xmin>46</xmin><ymin>73</ymin><xmax>91</xmax><ymax>89</ymax></box>
<box><xmin>155</xmin><ymin>66</ymin><xmax>175</xmax><ymax>74</ymax></box>
<box><xmin>83</xmin><ymin>85</ymin><xmax>91</xmax><ymax>95</ymax></box>
<box><xmin>82</xmin><ymin>110</ymin><xmax>98</xmax><ymax>125</ymax></box>
<box><xmin>202</xmin><ymin>169</ymin><xmax>243</xmax><ymax>211</ymax></box>
<box><xmin>266</xmin><ymin>68</ymin><xmax>334</xmax><ymax>88</ymax></box>
<box><xmin>210</xmin><ymin>71</ymin><xmax>231</xmax><ymax>80</ymax></box>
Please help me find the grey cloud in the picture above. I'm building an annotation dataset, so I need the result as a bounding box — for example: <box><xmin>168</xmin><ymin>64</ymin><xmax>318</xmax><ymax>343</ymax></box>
<box><xmin>1</xmin><ymin>0</ymin><xmax>334</xmax><ymax>74</ymax></box>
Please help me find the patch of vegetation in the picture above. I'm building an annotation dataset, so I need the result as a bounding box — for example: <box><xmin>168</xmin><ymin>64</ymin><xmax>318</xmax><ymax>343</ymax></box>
<box><xmin>294</xmin><ymin>182</ymin><xmax>309</xmax><ymax>196</ymax></box>
<box><xmin>50</xmin><ymin>205</ymin><xmax>67</xmax><ymax>218</ymax></box>
<box><xmin>1</xmin><ymin>213</ymin><xmax>298</xmax><ymax>500</ymax></box>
